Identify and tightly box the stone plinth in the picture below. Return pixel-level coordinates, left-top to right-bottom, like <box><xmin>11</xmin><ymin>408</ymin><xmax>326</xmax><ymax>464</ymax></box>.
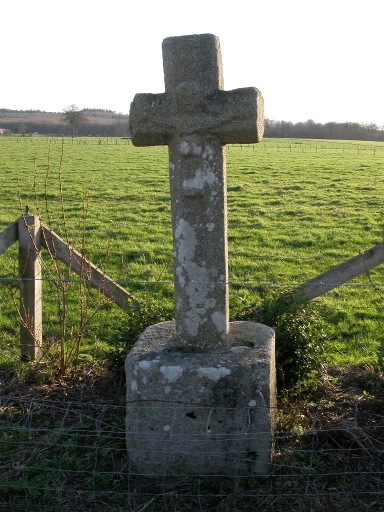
<box><xmin>125</xmin><ymin>321</ymin><xmax>276</xmax><ymax>476</ymax></box>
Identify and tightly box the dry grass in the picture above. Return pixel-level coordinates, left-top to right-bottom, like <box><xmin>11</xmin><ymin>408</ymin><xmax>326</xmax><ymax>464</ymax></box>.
<box><xmin>0</xmin><ymin>365</ymin><xmax>383</xmax><ymax>511</ymax></box>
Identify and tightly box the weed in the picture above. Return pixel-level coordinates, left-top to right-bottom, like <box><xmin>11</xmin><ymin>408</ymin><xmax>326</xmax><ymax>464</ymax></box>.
<box><xmin>108</xmin><ymin>296</ymin><xmax>173</xmax><ymax>372</ymax></box>
<box><xmin>10</xmin><ymin>139</ymin><xmax>118</xmax><ymax>377</ymax></box>
<box><xmin>232</xmin><ymin>288</ymin><xmax>330</xmax><ymax>391</ymax></box>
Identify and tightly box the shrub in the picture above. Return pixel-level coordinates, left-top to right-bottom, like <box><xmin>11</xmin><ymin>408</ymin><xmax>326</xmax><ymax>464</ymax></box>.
<box><xmin>232</xmin><ymin>290</ymin><xmax>329</xmax><ymax>391</ymax></box>
<box><xmin>273</xmin><ymin>305</ymin><xmax>328</xmax><ymax>389</ymax></box>
<box><xmin>108</xmin><ymin>297</ymin><xmax>173</xmax><ymax>372</ymax></box>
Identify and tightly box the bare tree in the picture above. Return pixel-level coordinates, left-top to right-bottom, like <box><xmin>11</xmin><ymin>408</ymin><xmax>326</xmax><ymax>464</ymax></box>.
<box><xmin>63</xmin><ymin>104</ymin><xmax>87</xmax><ymax>137</ymax></box>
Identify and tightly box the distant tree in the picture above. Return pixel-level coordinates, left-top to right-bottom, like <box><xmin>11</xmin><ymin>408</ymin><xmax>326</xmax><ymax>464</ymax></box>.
<box><xmin>264</xmin><ymin>118</ymin><xmax>384</xmax><ymax>142</ymax></box>
<box><xmin>63</xmin><ymin>104</ymin><xmax>87</xmax><ymax>137</ymax></box>
<box><xmin>113</xmin><ymin>122</ymin><xmax>128</xmax><ymax>137</ymax></box>
<box><xmin>15</xmin><ymin>122</ymin><xmax>27</xmax><ymax>135</ymax></box>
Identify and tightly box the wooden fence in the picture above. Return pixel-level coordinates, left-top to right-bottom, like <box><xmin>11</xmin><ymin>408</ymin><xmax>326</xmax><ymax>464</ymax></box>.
<box><xmin>0</xmin><ymin>212</ymin><xmax>383</xmax><ymax>361</ymax></box>
<box><xmin>0</xmin><ymin>212</ymin><xmax>136</xmax><ymax>360</ymax></box>
<box><xmin>294</xmin><ymin>242</ymin><xmax>384</xmax><ymax>302</ymax></box>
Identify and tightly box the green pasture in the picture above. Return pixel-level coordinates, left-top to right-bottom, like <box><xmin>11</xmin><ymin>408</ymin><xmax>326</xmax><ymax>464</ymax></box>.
<box><xmin>0</xmin><ymin>136</ymin><xmax>384</xmax><ymax>370</ymax></box>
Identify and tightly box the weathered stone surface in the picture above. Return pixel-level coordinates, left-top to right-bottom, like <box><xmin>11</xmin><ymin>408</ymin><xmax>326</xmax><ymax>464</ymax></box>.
<box><xmin>125</xmin><ymin>321</ymin><xmax>276</xmax><ymax>476</ymax></box>
<box><xmin>130</xmin><ymin>34</ymin><xmax>264</xmax><ymax>147</ymax></box>
<box><xmin>169</xmin><ymin>135</ymin><xmax>229</xmax><ymax>349</ymax></box>
<box><xmin>129</xmin><ymin>33</ymin><xmax>264</xmax><ymax>349</ymax></box>
<box><xmin>129</xmin><ymin>87</ymin><xmax>264</xmax><ymax>146</ymax></box>
<box><xmin>163</xmin><ymin>34</ymin><xmax>223</xmax><ymax>94</ymax></box>
<box><xmin>126</xmin><ymin>34</ymin><xmax>274</xmax><ymax>477</ymax></box>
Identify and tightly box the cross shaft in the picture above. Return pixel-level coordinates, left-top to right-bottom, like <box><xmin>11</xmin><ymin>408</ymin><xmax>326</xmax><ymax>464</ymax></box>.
<box><xmin>129</xmin><ymin>34</ymin><xmax>264</xmax><ymax>350</ymax></box>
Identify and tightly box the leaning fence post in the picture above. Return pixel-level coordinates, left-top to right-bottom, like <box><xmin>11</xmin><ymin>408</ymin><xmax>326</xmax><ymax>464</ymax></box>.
<box><xmin>18</xmin><ymin>212</ymin><xmax>42</xmax><ymax>361</ymax></box>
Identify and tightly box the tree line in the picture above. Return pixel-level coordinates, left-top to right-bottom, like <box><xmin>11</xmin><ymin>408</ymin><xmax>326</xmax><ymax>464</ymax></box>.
<box><xmin>0</xmin><ymin>106</ymin><xmax>130</xmax><ymax>137</ymax></box>
<box><xmin>264</xmin><ymin>119</ymin><xmax>384</xmax><ymax>141</ymax></box>
<box><xmin>0</xmin><ymin>121</ymin><xmax>130</xmax><ymax>137</ymax></box>
<box><xmin>1</xmin><ymin>107</ymin><xmax>384</xmax><ymax>141</ymax></box>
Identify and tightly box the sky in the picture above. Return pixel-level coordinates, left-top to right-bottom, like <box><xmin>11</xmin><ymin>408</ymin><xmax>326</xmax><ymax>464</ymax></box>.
<box><xmin>1</xmin><ymin>0</ymin><xmax>383</xmax><ymax>125</ymax></box>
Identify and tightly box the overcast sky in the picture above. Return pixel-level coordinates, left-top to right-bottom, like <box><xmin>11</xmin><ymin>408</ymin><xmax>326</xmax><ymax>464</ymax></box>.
<box><xmin>1</xmin><ymin>0</ymin><xmax>383</xmax><ymax>125</ymax></box>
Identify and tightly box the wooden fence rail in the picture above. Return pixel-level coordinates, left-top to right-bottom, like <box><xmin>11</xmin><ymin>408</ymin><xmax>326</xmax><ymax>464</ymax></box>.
<box><xmin>41</xmin><ymin>224</ymin><xmax>134</xmax><ymax>310</ymax></box>
<box><xmin>0</xmin><ymin>214</ymin><xmax>383</xmax><ymax>361</ymax></box>
<box><xmin>0</xmin><ymin>219</ymin><xmax>18</xmax><ymax>255</ymax></box>
<box><xmin>0</xmin><ymin>213</ymin><xmax>136</xmax><ymax>360</ymax></box>
<box><xmin>294</xmin><ymin>243</ymin><xmax>384</xmax><ymax>302</ymax></box>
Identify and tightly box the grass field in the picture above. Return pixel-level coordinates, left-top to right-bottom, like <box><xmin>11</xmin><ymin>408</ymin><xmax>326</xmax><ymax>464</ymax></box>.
<box><xmin>1</xmin><ymin>136</ymin><xmax>384</xmax><ymax>511</ymax></box>
<box><xmin>0</xmin><ymin>136</ymin><xmax>384</xmax><ymax>370</ymax></box>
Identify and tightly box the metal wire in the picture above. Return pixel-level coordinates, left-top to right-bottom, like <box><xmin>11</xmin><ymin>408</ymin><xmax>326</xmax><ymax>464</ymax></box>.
<box><xmin>0</xmin><ymin>397</ymin><xmax>383</xmax><ymax>511</ymax></box>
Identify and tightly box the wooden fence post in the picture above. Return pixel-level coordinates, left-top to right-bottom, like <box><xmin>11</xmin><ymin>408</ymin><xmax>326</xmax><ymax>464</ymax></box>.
<box><xmin>18</xmin><ymin>213</ymin><xmax>42</xmax><ymax>361</ymax></box>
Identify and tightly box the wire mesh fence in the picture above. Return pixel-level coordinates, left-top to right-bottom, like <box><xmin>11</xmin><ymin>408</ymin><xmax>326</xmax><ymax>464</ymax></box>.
<box><xmin>0</xmin><ymin>394</ymin><xmax>383</xmax><ymax>511</ymax></box>
<box><xmin>2</xmin><ymin>136</ymin><xmax>384</xmax><ymax>152</ymax></box>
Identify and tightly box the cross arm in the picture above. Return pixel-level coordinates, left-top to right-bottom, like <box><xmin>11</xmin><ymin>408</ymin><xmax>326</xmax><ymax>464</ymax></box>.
<box><xmin>129</xmin><ymin>92</ymin><xmax>173</xmax><ymax>146</ymax></box>
<box><xmin>208</xmin><ymin>87</ymin><xmax>264</xmax><ymax>144</ymax></box>
<box><xmin>129</xmin><ymin>86</ymin><xmax>264</xmax><ymax>146</ymax></box>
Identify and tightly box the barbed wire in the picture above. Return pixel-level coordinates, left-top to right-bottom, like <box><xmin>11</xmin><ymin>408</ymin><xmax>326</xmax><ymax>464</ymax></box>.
<box><xmin>1</xmin><ymin>276</ymin><xmax>384</xmax><ymax>288</ymax></box>
<box><xmin>0</xmin><ymin>396</ymin><xmax>383</xmax><ymax>511</ymax></box>
<box><xmin>2</xmin><ymin>137</ymin><xmax>384</xmax><ymax>151</ymax></box>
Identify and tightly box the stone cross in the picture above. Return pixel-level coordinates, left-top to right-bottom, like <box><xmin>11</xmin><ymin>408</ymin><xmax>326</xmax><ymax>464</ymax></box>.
<box><xmin>129</xmin><ymin>34</ymin><xmax>264</xmax><ymax>350</ymax></box>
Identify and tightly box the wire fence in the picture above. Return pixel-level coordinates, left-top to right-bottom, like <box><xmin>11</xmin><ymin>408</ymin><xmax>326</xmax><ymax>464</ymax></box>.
<box><xmin>0</xmin><ymin>395</ymin><xmax>383</xmax><ymax>511</ymax></box>
<box><xmin>2</xmin><ymin>135</ymin><xmax>384</xmax><ymax>149</ymax></box>
<box><xmin>2</xmin><ymin>276</ymin><xmax>384</xmax><ymax>287</ymax></box>
<box><xmin>2</xmin><ymin>136</ymin><xmax>384</xmax><ymax>154</ymax></box>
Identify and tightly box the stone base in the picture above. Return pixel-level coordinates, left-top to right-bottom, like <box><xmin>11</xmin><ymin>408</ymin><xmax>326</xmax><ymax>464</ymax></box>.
<box><xmin>125</xmin><ymin>321</ymin><xmax>276</xmax><ymax>476</ymax></box>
